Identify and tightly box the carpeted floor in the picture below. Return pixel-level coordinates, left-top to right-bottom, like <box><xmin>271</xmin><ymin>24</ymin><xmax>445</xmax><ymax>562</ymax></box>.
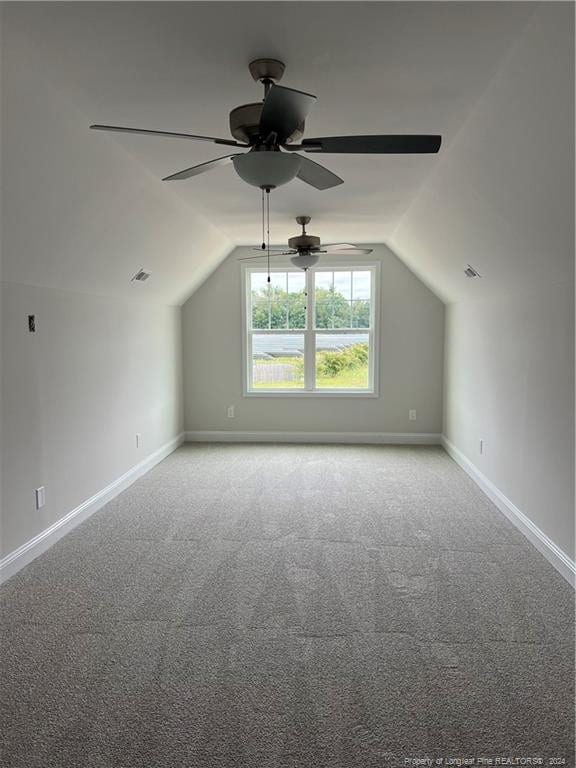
<box><xmin>1</xmin><ymin>444</ymin><xmax>574</xmax><ymax>768</ymax></box>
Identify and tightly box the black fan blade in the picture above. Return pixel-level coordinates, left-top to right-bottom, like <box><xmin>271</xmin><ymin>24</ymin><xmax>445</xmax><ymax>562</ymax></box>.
<box><xmin>90</xmin><ymin>124</ymin><xmax>244</xmax><ymax>147</ymax></box>
<box><xmin>300</xmin><ymin>135</ymin><xmax>442</xmax><ymax>154</ymax></box>
<box><xmin>259</xmin><ymin>85</ymin><xmax>316</xmax><ymax>143</ymax></box>
<box><xmin>163</xmin><ymin>154</ymin><xmax>241</xmax><ymax>181</ymax></box>
<box><xmin>296</xmin><ymin>156</ymin><xmax>343</xmax><ymax>190</ymax></box>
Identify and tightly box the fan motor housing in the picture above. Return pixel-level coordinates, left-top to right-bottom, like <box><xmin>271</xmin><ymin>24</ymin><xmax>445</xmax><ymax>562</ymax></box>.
<box><xmin>229</xmin><ymin>103</ymin><xmax>262</xmax><ymax>144</ymax></box>
<box><xmin>288</xmin><ymin>234</ymin><xmax>321</xmax><ymax>251</ymax></box>
<box><xmin>229</xmin><ymin>103</ymin><xmax>305</xmax><ymax>145</ymax></box>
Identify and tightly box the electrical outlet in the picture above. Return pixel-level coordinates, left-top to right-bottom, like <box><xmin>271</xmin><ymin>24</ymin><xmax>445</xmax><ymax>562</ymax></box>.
<box><xmin>227</xmin><ymin>405</ymin><xmax>235</xmax><ymax>418</ymax></box>
<box><xmin>409</xmin><ymin>409</ymin><xmax>417</xmax><ymax>421</ymax></box>
<box><xmin>35</xmin><ymin>486</ymin><xmax>46</xmax><ymax>510</ymax></box>
<box><xmin>136</xmin><ymin>433</ymin><xmax>142</xmax><ymax>448</ymax></box>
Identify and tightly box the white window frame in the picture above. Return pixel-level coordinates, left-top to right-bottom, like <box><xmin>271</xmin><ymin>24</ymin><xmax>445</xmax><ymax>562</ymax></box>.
<box><xmin>241</xmin><ymin>261</ymin><xmax>380</xmax><ymax>397</ymax></box>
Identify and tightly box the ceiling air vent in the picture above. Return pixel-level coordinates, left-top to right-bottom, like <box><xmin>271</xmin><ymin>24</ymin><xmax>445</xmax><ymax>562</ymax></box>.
<box><xmin>131</xmin><ymin>268</ymin><xmax>151</xmax><ymax>283</ymax></box>
<box><xmin>464</xmin><ymin>264</ymin><xmax>482</xmax><ymax>278</ymax></box>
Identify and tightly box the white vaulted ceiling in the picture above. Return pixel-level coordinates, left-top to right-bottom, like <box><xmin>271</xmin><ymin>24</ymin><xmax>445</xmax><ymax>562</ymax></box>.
<box><xmin>2</xmin><ymin>2</ymin><xmax>571</xmax><ymax>305</ymax></box>
<box><xmin>390</xmin><ymin>2</ymin><xmax>575</xmax><ymax>303</ymax></box>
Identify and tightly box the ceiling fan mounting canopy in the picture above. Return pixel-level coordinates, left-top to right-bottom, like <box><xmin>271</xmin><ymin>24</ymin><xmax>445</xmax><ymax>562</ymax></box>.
<box><xmin>90</xmin><ymin>58</ymin><xmax>441</xmax><ymax>191</ymax></box>
<box><xmin>248</xmin><ymin>58</ymin><xmax>286</xmax><ymax>84</ymax></box>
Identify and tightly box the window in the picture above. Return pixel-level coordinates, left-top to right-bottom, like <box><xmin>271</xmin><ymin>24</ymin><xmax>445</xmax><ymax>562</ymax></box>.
<box><xmin>243</xmin><ymin>264</ymin><xmax>378</xmax><ymax>395</ymax></box>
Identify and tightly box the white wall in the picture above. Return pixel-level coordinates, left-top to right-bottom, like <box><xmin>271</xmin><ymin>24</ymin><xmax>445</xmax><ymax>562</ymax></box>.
<box><xmin>0</xmin><ymin>5</ymin><xmax>223</xmax><ymax>562</ymax></box>
<box><xmin>0</xmin><ymin>5</ymin><xmax>5</xmax><ymax>542</ymax></box>
<box><xmin>182</xmin><ymin>245</ymin><xmax>444</xmax><ymax>434</ymax></box>
<box><xmin>0</xmin><ymin>282</ymin><xmax>182</xmax><ymax>558</ymax></box>
<box><xmin>391</xmin><ymin>4</ymin><xmax>574</xmax><ymax>562</ymax></box>
<box><xmin>444</xmin><ymin>284</ymin><xmax>574</xmax><ymax>559</ymax></box>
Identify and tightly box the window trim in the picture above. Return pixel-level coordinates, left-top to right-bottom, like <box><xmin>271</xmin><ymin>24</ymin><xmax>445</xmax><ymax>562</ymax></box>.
<box><xmin>241</xmin><ymin>261</ymin><xmax>380</xmax><ymax>398</ymax></box>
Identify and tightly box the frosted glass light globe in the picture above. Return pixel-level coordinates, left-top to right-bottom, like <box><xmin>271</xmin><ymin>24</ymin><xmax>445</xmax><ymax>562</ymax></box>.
<box><xmin>290</xmin><ymin>252</ymin><xmax>320</xmax><ymax>270</ymax></box>
<box><xmin>233</xmin><ymin>151</ymin><xmax>301</xmax><ymax>189</ymax></box>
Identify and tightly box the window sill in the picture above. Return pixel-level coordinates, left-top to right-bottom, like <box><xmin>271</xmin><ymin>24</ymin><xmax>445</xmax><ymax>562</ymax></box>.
<box><xmin>243</xmin><ymin>390</ymin><xmax>378</xmax><ymax>398</ymax></box>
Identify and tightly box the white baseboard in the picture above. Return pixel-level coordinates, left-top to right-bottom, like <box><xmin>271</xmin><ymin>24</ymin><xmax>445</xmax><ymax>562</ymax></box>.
<box><xmin>0</xmin><ymin>433</ymin><xmax>184</xmax><ymax>585</ymax></box>
<box><xmin>184</xmin><ymin>430</ymin><xmax>442</xmax><ymax>445</ymax></box>
<box><xmin>442</xmin><ymin>435</ymin><xmax>575</xmax><ymax>587</ymax></box>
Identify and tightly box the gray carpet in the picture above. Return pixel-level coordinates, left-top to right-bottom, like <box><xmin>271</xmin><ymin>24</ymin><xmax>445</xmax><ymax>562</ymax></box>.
<box><xmin>1</xmin><ymin>444</ymin><xmax>574</xmax><ymax>768</ymax></box>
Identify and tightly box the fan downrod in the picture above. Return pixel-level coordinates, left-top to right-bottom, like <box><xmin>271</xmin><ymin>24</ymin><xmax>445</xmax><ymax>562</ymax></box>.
<box><xmin>296</xmin><ymin>215</ymin><xmax>312</xmax><ymax>231</ymax></box>
<box><xmin>289</xmin><ymin>216</ymin><xmax>320</xmax><ymax>252</ymax></box>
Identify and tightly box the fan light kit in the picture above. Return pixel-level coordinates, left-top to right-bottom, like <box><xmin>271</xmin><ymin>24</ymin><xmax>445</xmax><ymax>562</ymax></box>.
<box><xmin>233</xmin><ymin>151</ymin><xmax>301</xmax><ymax>190</ymax></box>
<box><xmin>90</xmin><ymin>58</ymin><xmax>441</xmax><ymax>192</ymax></box>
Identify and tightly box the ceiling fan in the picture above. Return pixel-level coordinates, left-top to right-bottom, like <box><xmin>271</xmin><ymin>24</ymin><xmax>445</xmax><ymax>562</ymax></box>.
<box><xmin>90</xmin><ymin>58</ymin><xmax>441</xmax><ymax>192</ymax></box>
<box><xmin>241</xmin><ymin>216</ymin><xmax>373</xmax><ymax>270</ymax></box>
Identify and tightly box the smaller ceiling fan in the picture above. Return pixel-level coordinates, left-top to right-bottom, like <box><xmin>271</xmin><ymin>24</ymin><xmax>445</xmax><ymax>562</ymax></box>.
<box><xmin>241</xmin><ymin>216</ymin><xmax>373</xmax><ymax>270</ymax></box>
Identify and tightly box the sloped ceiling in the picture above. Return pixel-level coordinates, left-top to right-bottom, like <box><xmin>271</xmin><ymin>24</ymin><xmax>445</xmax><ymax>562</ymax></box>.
<box><xmin>390</xmin><ymin>2</ymin><xmax>575</xmax><ymax>304</ymax></box>
<box><xmin>1</xmin><ymin>14</ymin><xmax>231</xmax><ymax>307</ymax></box>
<box><xmin>2</xmin><ymin>2</ymin><xmax>570</xmax><ymax>306</ymax></box>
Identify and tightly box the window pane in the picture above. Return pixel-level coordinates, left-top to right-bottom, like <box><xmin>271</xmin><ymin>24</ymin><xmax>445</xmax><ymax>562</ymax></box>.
<box><xmin>252</xmin><ymin>300</ymin><xmax>271</xmax><ymax>329</ymax></box>
<box><xmin>251</xmin><ymin>334</ymin><xmax>305</xmax><ymax>389</ymax></box>
<box><xmin>331</xmin><ymin>299</ymin><xmax>353</xmax><ymax>329</ymax></box>
<box><xmin>287</xmin><ymin>271</ymin><xmax>305</xmax><ymax>293</ymax></box>
<box><xmin>315</xmin><ymin>271</ymin><xmax>333</xmax><ymax>291</ymax></box>
<box><xmin>251</xmin><ymin>272</ymin><xmax>273</xmax><ymax>329</ymax></box>
<box><xmin>351</xmin><ymin>300</ymin><xmax>370</xmax><ymax>328</ymax></box>
<box><xmin>314</xmin><ymin>270</ymin><xmax>358</xmax><ymax>329</ymax></box>
<box><xmin>352</xmin><ymin>271</ymin><xmax>371</xmax><ymax>300</ymax></box>
<box><xmin>333</xmin><ymin>271</ymin><xmax>352</xmax><ymax>300</ymax></box>
<box><xmin>269</xmin><ymin>300</ymin><xmax>287</xmax><ymax>329</ymax></box>
<box><xmin>286</xmin><ymin>271</ymin><xmax>306</xmax><ymax>329</ymax></box>
<box><xmin>315</xmin><ymin>271</ymin><xmax>333</xmax><ymax>328</ymax></box>
<box><xmin>251</xmin><ymin>271</ymin><xmax>306</xmax><ymax>330</ymax></box>
<box><xmin>316</xmin><ymin>295</ymin><xmax>353</xmax><ymax>329</ymax></box>
<box><xmin>269</xmin><ymin>272</ymin><xmax>287</xmax><ymax>291</ymax></box>
<box><xmin>315</xmin><ymin>298</ymin><xmax>333</xmax><ymax>329</ymax></box>
<box><xmin>250</xmin><ymin>272</ymin><xmax>269</xmax><ymax>294</ymax></box>
<box><xmin>287</xmin><ymin>293</ymin><xmax>306</xmax><ymax>329</ymax></box>
<box><xmin>315</xmin><ymin>333</ymin><xmax>370</xmax><ymax>389</ymax></box>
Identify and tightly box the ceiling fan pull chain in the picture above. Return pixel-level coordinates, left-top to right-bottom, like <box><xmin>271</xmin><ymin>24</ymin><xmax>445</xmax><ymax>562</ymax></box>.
<box><xmin>261</xmin><ymin>188</ymin><xmax>266</xmax><ymax>250</ymax></box>
<box><xmin>266</xmin><ymin>188</ymin><xmax>271</xmax><ymax>283</ymax></box>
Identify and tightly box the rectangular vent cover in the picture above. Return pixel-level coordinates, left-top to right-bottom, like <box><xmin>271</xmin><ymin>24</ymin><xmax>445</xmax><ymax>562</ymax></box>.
<box><xmin>464</xmin><ymin>265</ymin><xmax>482</xmax><ymax>278</ymax></box>
<box><xmin>132</xmin><ymin>269</ymin><xmax>151</xmax><ymax>282</ymax></box>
